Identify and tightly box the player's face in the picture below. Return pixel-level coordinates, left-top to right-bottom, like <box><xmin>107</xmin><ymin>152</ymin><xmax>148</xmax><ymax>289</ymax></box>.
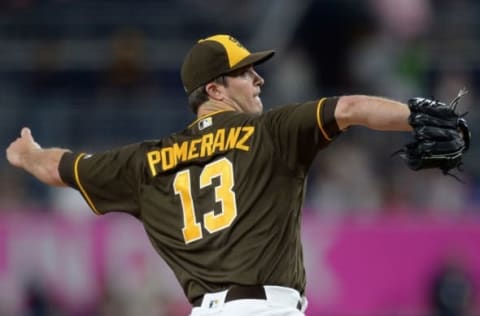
<box><xmin>223</xmin><ymin>66</ymin><xmax>265</xmax><ymax>114</ymax></box>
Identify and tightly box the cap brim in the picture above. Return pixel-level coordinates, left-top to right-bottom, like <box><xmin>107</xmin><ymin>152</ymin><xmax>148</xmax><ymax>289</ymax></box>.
<box><xmin>229</xmin><ymin>50</ymin><xmax>275</xmax><ymax>72</ymax></box>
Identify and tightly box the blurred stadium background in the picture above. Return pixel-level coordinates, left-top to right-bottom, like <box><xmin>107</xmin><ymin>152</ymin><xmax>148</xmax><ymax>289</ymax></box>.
<box><xmin>1</xmin><ymin>0</ymin><xmax>479</xmax><ymax>315</ymax></box>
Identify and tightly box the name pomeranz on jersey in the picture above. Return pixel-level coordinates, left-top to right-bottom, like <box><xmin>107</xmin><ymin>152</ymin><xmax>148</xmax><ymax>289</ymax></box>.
<box><xmin>146</xmin><ymin>126</ymin><xmax>255</xmax><ymax>175</ymax></box>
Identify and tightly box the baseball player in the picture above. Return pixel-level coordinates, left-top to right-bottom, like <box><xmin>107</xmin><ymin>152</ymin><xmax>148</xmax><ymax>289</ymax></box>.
<box><xmin>6</xmin><ymin>35</ymin><xmax>468</xmax><ymax>315</ymax></box>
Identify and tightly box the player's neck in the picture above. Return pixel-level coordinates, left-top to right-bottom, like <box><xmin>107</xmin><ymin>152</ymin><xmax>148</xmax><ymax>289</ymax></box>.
<box><xmin>197</xmin><ymin>100</ymin><xmax>238</xmax><ymax>118</ymax></box>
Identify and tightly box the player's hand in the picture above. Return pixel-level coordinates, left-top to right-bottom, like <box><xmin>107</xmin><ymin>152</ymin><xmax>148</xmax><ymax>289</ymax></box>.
<box><xmin>6</xmin><ymin>127</ymin><xmax>41</xmax><ymax>168</ymax></box>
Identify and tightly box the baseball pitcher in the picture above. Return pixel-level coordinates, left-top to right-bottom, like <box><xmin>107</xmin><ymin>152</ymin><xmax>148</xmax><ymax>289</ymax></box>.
<box><xmin>6</xmin><ymin>34</ymin><xmax>469</xmax><ymax>315</ymax></box>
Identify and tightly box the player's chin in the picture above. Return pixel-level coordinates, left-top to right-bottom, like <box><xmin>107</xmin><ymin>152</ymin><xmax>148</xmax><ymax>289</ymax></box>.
<box><xmin>253</xmin><ymin>97</ymin><xmax>263</xmax><ymax>114</ymax></box>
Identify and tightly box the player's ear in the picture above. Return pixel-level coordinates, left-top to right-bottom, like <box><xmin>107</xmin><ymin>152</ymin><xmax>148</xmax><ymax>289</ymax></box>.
<box><xmin>205</xmin><ymin>81</ymin><xmax>224</xmax><ymax>101</ymax></box>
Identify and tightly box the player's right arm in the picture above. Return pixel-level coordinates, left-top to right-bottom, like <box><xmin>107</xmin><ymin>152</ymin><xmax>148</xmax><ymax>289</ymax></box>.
<box><xmin>6</xmin><ymin>127</ymin><xmax>69</xmax><ymax>187</ymax></box>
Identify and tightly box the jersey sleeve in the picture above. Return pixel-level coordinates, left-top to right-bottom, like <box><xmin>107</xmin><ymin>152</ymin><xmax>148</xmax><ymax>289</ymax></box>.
<box><xmin>58</xmin><ymin>143</ymin><xmax>144</xmax><ymax>217</ymax></box>
<box><xmin>262</xmin><ymin>97</ymin><xmax>340</xmax><ymax>172</ymax></box>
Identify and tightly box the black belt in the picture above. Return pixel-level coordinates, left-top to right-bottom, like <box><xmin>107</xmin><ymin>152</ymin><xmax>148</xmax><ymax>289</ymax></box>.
<box><xmin>192</xmin><ymin>285</ymin><xmax>302</xmax><ymax>310</ymax></box>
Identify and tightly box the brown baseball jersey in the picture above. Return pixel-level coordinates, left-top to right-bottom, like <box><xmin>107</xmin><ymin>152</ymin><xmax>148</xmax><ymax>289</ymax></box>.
<box><xmin>58</xmin><ymin>98</ymin><xmax>340</xmax><ymax>303</ymax></box>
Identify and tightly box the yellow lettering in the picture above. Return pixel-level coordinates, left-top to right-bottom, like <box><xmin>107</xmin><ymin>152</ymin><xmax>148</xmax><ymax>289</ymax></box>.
<box><xmin>236</xmin><ymin>126</ymin><xmax>254</xmax><ymax>151</ymax></box>
<box><xmin>200</xmin><ymin>133</ymin><xmax>214</xmax><ymax>157</ymax></box>
<box><xmin>188</xmin><ymin>139</ymin><xmax>201</xmax><ymax>160</ymax></box>
<box><xmin>173</xmin><ymin>142</ymin><xmax>188</xmax><ymax>162</ymax></box>
<box><xmin>147</xmin><ymin>150</ymin><xmax>161</xmax><ymax>176</ymax></box>
<box><xmin>225</xmin><ymin>127</ymin><xmax>240</xmax><ymax>150</ymax></box>
<box><xmin>147</xmin><ymin>127</ymin><xmax>255</xmax><ymax>177</ymax></box>
<box><xmin>213</xmin><ymin>129</ymin><xmax>225</xmax><ymax>152</ymax></box>
<box><xmin>161</xmin><ymin>147</ymin><xmax>175</xmax><ymax>171</ymax></box>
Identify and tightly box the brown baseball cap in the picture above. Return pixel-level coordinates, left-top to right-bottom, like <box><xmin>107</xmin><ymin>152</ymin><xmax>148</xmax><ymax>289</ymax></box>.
<box><xmin>181</xmin><ymin>34</ymin><xmax>275</xmax><ymax>94</ymax></box>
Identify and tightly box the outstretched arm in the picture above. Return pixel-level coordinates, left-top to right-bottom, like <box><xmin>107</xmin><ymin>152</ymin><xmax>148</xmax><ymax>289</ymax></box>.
<box><xmin>6</xmin><ymin>127</ymin><xmax>69</xmax><ymax>187</ymax></box>
<box><xmin>335</xmin><ymin>95</ymin><xmax>412</xmax><ymax>131</ymax></box>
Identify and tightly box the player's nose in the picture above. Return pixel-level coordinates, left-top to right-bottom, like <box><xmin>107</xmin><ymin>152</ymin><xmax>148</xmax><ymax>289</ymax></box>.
<box><xmin>252</xmin><ymin>69</ymin><xmax>264</xmax><ymax>87</ymax></box>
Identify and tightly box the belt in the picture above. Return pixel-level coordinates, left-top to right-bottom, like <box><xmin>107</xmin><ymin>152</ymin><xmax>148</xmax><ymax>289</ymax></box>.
<box><xmin>192</xmin><ymin>285</ymin><xmax>302</xmax><ymax>310</ymax></box>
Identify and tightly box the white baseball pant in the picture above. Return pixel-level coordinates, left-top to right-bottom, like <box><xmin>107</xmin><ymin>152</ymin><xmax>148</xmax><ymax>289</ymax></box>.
<box><xmin>189</xmin><ymin>285</ymin><xmax>308</xmax><ymax>316</ymax></box>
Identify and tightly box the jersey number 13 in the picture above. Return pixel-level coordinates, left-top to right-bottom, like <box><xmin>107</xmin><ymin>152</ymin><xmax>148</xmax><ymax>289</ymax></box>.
<box><xmin>173</xmin><ymin>158</ymin><xmax>238</xmax><ymax>244</ymax></box>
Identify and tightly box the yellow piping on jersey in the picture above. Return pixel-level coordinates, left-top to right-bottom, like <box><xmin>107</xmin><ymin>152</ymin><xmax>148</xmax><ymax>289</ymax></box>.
<box><xmin>316</xmin><ymin>98</ymin><xmax>331</xmax><ymax>141</ymax></box>
<box><xmin>74</xmin><ymin>153</ymin><xmax>102</xmax><ymax>215</ymax></box>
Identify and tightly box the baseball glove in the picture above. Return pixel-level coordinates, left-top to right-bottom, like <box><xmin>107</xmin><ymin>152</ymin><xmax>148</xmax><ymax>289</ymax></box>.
<box><xmin>395</xmin><ymin>89</ymin><xmax>471</xmax><ymax>176</ymax></box>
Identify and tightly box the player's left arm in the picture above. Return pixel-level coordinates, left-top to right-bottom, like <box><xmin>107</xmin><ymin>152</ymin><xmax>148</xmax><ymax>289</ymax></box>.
<box><xmin>6</xmin><ymin>127</ymin><xmax>69</xmax><ymax>187</ymax></box>
<box><xmin>334</xmin><ymin>95</ymin><xmax>412</xmax><ymax>131</ymax></box>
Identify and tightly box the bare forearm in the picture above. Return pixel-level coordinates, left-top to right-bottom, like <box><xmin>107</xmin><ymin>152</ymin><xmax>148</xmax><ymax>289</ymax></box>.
<box><xmin>335</xmin><ymin>95</ymin><xmax>412</xmax><ymax>131</ymax></box>
<box><xmin>21</xmin><ymin>148</ymin><xmax>69</xmax><ymax>186</ymax></box>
